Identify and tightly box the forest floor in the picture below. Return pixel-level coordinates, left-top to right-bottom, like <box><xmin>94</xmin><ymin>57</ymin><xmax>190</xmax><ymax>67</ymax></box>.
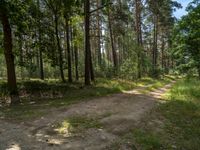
<box><xmin>0</xmin><ymin>79</ymin><xmax>176</xmax><ymax>150</ymax></box>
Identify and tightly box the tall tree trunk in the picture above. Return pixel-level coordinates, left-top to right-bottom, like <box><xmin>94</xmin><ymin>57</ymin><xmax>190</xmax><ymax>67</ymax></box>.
<box><xmin>55</xmin><ymin>15</ymin><xmax>65</xmax><ymax>82</ymax></box>
<box><xmin>84</xmin><ymin>0</ymin><xmax>91</xmax><ymax>85</ymax></box>
<box><xmin>0</xmin><ymin>9</ymin><xmax>20</xmax><ymax>105</ymax></box>
<box><xmin>161</xmin><ymin>34</ymin><xmax>165</xmax><ymax>70</ymax></box>
<box><xmin>108</xmin><ymin>8</ymin><xmax>118</xmax><ymax>70</ymax></box>
<box><xmin>152</xmin><ymin>14</ymin><xmax>158</xmax><ymax>77</ymax></box>
<box><xmin>36</xmin><ymin>47</ymin><xmax>40</xmax><ymax>76</ymax></box>
<box><xmin>37</xmin><ymin>0</ymin><xmax>44</xmax><ymax>80</ymax></box>
<box><xmin>65</xmin><ymin>19</ymin><xmax>72</xmax><ymax>83</ymax></box>
<box><xmin>90</xmin><ymin>49</ymin><xmax>95</xmax><ymax>81</ymax></box>
<box><xmin>39</xmin><ymin>45</ymin><xmax>44</xmax><ymax>80</ymax></box>
<box><xmin>18</xmin><ymin>34</ymin><xmax>24</xmax><ymax>79</ymax></box>
<box><xmin>135</xmin><ymin>0</ymin><xmax>143</xmax><ymax>78</ymax></box>
<box><xmin>74</xmin><ymin>47</ymin><xmax>79</xmax><ymax>81</ymax></box>
<box><xmin>73</xmin><ymin>27</ymin><xmax>79</xmax><ymax>81</ymax></box>
<box><xmin>70</xmin><ymin>24</ymin><xmax>75</xmax><ymax>73</ymax></box>
<box><xmin>96</xmin><ymin>0</ymin><xmax>102</xmax><ymax>67</ymax></box>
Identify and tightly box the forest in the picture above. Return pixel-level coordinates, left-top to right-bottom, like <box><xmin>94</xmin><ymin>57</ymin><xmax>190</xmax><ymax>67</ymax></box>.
<box><xmin>0</xmin><ymin>0</ymin><xmax>200</xmax><ymax>149</ymax></box>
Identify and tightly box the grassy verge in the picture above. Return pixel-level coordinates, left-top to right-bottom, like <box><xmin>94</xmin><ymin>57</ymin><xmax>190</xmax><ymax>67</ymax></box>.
<box><xmin>0</xmin><ymin>76</ymin><xmax>175</xmax><ymax>121</ymax></box>
<box><xmin>54</xmin><ymin>116</ymin><xmax>103</xmax><ymax>136</ymax></box>
<box><xmin>121</xmin><ymin>77</ymin><xmax>200</xmax><ymax>150</ymax></box>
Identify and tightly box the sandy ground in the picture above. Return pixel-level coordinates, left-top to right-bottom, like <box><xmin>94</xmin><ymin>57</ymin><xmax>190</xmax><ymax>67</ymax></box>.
<box><xmin>0</xmin><ymin>83</ymin><xmax>174</xmax><ymax>150</ymax></box>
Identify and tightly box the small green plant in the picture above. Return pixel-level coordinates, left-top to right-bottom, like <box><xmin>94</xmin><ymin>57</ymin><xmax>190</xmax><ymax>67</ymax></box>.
<box><xmin>54</xmin><ymin>116</ymin><xmax>102</xmax><ymax>135</ymax></box>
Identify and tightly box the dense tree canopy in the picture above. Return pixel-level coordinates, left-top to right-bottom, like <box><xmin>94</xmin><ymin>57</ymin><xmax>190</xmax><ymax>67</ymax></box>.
<box><xmin>172</xmin><ymin>0</ymin><xmax>200</xmax><ymax>77</ymax></box>
<box><xmin>1</xmin><ymin>0</ymin><xmax>199</xmax><ymax>104</ymax></box>
<box><xmin>1</xmin><ymin>1</ymin><xmax>200</xmax><ymax>149</ymax></box>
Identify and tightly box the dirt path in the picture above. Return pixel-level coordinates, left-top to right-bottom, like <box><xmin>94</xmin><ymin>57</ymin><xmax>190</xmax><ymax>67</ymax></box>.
<box><xmin>0</xmin><ymin>82</ymin><xmax>175</xmax><ymax>150</ymax></box>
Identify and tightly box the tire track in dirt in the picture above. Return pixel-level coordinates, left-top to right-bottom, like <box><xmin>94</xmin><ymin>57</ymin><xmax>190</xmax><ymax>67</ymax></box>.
<box><xmin>0</xmin><ymin>82</ymin><xmax>175</xmax><ymax>150</ymax></box>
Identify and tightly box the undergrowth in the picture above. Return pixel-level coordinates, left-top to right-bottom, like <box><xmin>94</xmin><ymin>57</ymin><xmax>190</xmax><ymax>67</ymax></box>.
<box><xmin>0</xmin><ymin>76</ymin><xmax>174</xmax><ymax>120</ymax></box>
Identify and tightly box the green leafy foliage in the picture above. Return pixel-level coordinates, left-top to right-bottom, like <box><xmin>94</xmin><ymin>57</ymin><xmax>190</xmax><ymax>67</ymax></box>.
<box><xmin>173</xmin><ymin>1</ymin><xmax>200</xmax><ymax>77</ymax></box>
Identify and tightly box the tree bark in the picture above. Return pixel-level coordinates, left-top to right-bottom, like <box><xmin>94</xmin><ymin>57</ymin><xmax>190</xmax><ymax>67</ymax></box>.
<box><xmin>108</xmin><ymin>8</ymin><xmax>118</xmax><ymax>70</ymax></box>
<box><xmin>0</xmin><ymin>9</ymin><xmax>20</xmax><ymax>105</ymax></box>
<box><xmin>161</xmin><ymin>34</ymin><xmax>165</xmax><ymax>70</ymax></box>
<box><xmin>89</xmin><ymin>48</ymin><xmax>95</xmax><ymax>81</ymax></box>
<box><xmin>39</xmin><ymin>46</ymin><xmax>44</xmax><ymax>80</ymax></box>
<box><xmin>152</xmin><ymin>14</ymin><xmax>158</xmax><ymax>77</ymax></box>
<box><xmin>37</xmin><ymin>0</ymin><xmax>44</xmax><ymax>80</ymax></box>
<box><xmin>75</xmin><ymin>47</ymin><xmax>79</xmax><ymax>81</ymax></box>
<box><xmin>85</xmin><ymin>0</ymin><xmax>91</xmax><ymax>85</ymax></box>
<box><xmin>66</xmin><ymin>19</ymin><xmax>72</xmax><ymax>83</ymax></box>
<box><xmin>96</xmin><ymin>0</ymin><xmax>102</xmax><ymax>67</ymax></box>
<box><xmin>135</xmin><ymin>0</ymin><xmax>143</xmax><ymax>78</ymax></box>
<box><xmin>73</xmin><ymin>27</ymin><xmax>79</xmax><ymax>81</ymax></box>
<box><xmin>55</xmin><ymin>15</ymin><xmax>65</xmax><ymax>82</ymax></box>
<box><xmin>18</xmin><ymin>33</ymin><xmax>24</xmax><ymax>79</ymax></box>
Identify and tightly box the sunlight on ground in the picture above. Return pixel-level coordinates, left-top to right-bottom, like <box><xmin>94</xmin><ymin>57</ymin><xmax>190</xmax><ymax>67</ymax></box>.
<box><xmin>54</xmin><ymin>120</ymin><xmax>72</xmax><ymax>137</ymax></box>
<box><xmin>47</xmin><ymin>138</ymin><xmax>64</xmax><ymax>145</ymax></box>
<box><xmin>123</xmin><ymin>89</ymin><xmax>142</xmax><ymax>95</ymax></box>
<box><xmin>6</xmin><ymin>143</ymin><xmax>21</xmax><ymax>150</ymax></box>
<box><xmin>123</xmin><ymin>82</ymin><xmax>173</xmax><ymax>100</ymax></box>
<box><xmin>127</xmin><ymin>78</ymin><xmax>200</xmax><ymax>150</ymax></box>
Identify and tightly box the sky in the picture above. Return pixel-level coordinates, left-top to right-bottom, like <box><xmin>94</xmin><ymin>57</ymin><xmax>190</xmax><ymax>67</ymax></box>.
<box><xmin>173</xmin><ymin>0</ymin><xmax>192</xmax><ymax>19</ymax></box>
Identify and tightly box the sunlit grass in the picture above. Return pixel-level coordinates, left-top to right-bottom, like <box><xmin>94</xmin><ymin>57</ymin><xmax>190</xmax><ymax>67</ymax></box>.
<box><xmin>166</xmin><ymin>78</ymin><xmax>200</xmax><ymax>101</ymax></box>
<box><xmin>54</xmin><ymin>120</ymin><xmax>72</xmax><ymax>136</ymax></box>
<box><xmin>138</xmin><ymin>76</ymin><xmax>174</xmax><ymax>94</ymax></box>
<box><xmin>122</xmin><ymin>77</ymin><xmax>200</xmax><ymax>150</ymax></box>
<box><xmin>54</xmin><ymin>116</ymin><xmax>102</xmax><ymax>136</ymax></box>
<box><xmin>0</xmin><ymin>76</ymin><xmax>175</xmax><ymax>120</ymax></box>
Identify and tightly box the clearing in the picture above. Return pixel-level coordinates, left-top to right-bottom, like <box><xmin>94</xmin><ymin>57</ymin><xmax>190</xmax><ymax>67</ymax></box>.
<box><xmin>0</xmin><ymin>80</ymin><xmax>175</xmax><ymax>150</ymax></box>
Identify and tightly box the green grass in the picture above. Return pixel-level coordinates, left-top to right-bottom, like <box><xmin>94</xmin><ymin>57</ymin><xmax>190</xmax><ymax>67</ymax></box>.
<box><xmin>0</xmin><ymin>76</ymin><xmax>174</xmax><ymax>121</ymax></box>
<box><xmin>122</xmin><ymin>77</ymin><xmax>200</xmax><ymax>150</ymax></box>
<box><xmin>54</xmin><ymin>116</ymin><xmax>102</xmax><ymax>135</ymax></box>
<box><xmin>138</xmin><ymin>75</ymin><xmax>176</xmax><ymax>94</ymax></box>
<box><xmin>133</xmin><ymin>129</ymin><xmax>163</xmax><ymax>149</ymax></box>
